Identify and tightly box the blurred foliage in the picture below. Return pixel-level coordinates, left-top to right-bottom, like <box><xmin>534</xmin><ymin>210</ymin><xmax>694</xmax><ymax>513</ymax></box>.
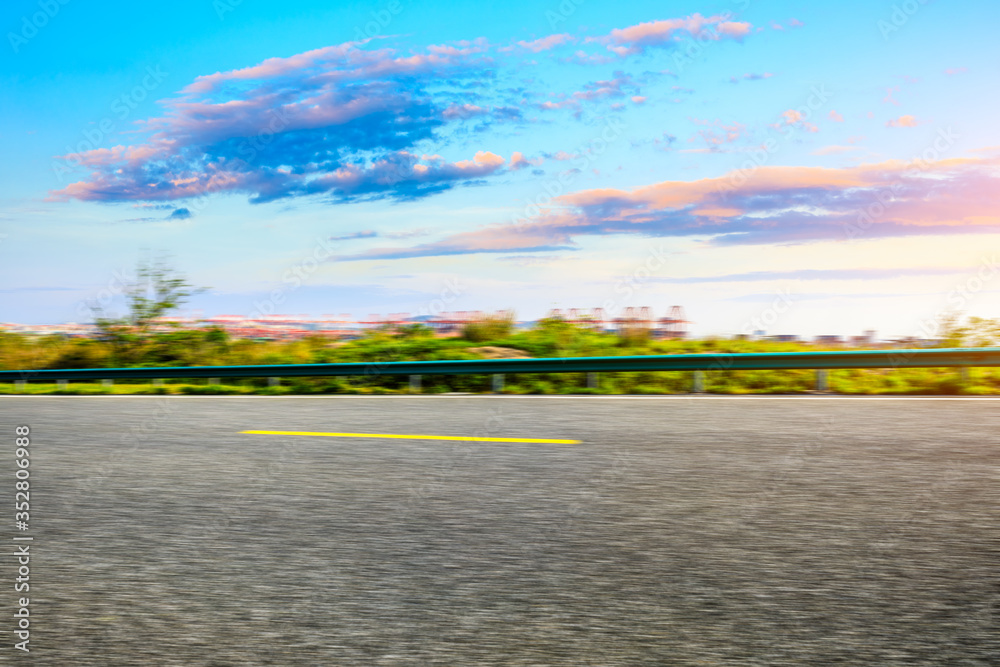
<box><xmin>938</xmin><ymin>314</ymin><xmax>1000</xmax><ymax>348</ymax></box>
<box><xmin>461</xmin><ymin>312</ymin><xmax>515</xmax><ymax>342</ymax></box>
<box><xmin>3</xmin><ymin>313</ymin><xmax>1000</xmax><ymax>395</ymax></box>
<box><xmin>88</xmin><ymin>255</ymin><xmax>209</xmax><ymax>365</ymax></box>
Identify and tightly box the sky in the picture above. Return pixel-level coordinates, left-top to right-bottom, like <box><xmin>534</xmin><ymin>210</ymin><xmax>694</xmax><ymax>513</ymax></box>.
<box><xmin>2</xmin><ymin>0</ymin><xmax>999</xmax><ymax>338</ymax></box>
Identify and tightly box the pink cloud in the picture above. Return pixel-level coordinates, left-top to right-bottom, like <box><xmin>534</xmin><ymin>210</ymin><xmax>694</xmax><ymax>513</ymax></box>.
<box><xmin>603</xmin><ymin>14</ymin><xmax>752</xmax><ymax>56</ymax></box>
<box><xmin>512</xmin><ymin>33</ymin><xmax>573</xmax><ymax>52</ymax></box>
<box><xmin>688</xmin><ymin>118</ymin><xmax>746</xmax><ymax>149</ymax></box>
<box><xmin>509</xmin><ymin>151</ymin><xmax>542</xmax><ymax>170</ymax></box>
<box><xmin>338</xmin><ymin>154</ymin><xmax>1000</xmax><ymax>258</ymax></box>
<box><xmin>778</xmin><ymin>110</ymin><xmax>818</xmax><ymax>133</ymax></box>
<box><xmin>442</xmin><ymin>104</ymin><xmax>487</xmax><ymax>120</ymax></box>
<box><xmin>49</xmin><ymin>36</ymin><xmax>521</xmax><ymax>205</ymax></box>
<box><xmin>829</xmin><ymin>110</ymin><xmax>844</xmax><ymax>122</ymax></box>
<box><xmin>631</xmin><ymin>96</ymin><xmax>647</xmax><ymax>104</ymax></box>
<box><xmin>944</xmin><ymin>67</ymin><xmax>968</xmax><ymax>75</ymax></box>
<box><xmin>811</xmin><ymin>145</ymin><xmax>861</xmax><ymax>156</ymax></box>
<box><xmin>887</xmin><ymin>115</ymin><xmax>919</xmax><ymax>128</ymax></box>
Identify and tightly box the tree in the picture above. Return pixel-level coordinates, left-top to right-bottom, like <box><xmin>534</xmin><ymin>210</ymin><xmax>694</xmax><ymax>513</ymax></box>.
<box><xmin>939</xmin><ymin>314</ymin><xmax>1000</xmax><ymax>347</ymax></box>
<box><xmin>89</xmin><ymin>255</ymin><xmax>208</xmax><ymax>364</ymax></box>
<box><xmin>462</xmin><ymin>311</ymin><xmax>515</xmax><ymax>342</ymax></box>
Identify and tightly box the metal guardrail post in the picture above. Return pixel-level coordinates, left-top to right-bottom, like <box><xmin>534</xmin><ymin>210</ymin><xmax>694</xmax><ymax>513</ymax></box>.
<box><xmin>816</xmin><ymin>369</ymin><xmax>829</xmax><ymax>392</ymax></box>
<box><xmin>492</xmin><ymin>374</ymin><xmax>504</xmax><ymax>393</ymax></box>
<box><xmin>153</xmin><ymin>379</ymin><xmax>164</xmax><ymax>388</ymax></box>
<box><xmin>409</xmin><ymin>374</ymin><xmax>421</xmax><ymax>392</ymax></box>
<box><xmin>268</xmin><ymin>377</ymin><xmax>280</xmax><ymax>387</ymax></box>
<box><xmin>102</xmin><ymin>379</ymin><xmax>113</xmax><ymax>388</ymax></box>
<box><xmin>959</xmin><ymin>368</ymin><xmax>970</xmax><ymax>386</ymax></box>
<box><xmin>57</xmin><ymin>379</ymin><xmax>67</xmax><ymax>390</ymax></box>
<box><xmin>692</xmin><ymin>371</ymin><xmax>705</xmax><ymax>393</ymax></box>
<box><xmin>14</xmin><ymin>380</ymin><xmax>24</xmax><ymax>393</ymax></box>
<box><xmin>587</xmin><ymin>372</ymin><xmax>598</xmax><ymax>389</ymax></box>
<box><xmin>209</xmin><ymin>377</ymin><xmax>220</xmax><ymax>385</ymax></box>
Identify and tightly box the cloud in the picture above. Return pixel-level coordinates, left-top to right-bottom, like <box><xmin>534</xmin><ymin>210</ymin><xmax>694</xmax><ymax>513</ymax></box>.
<box><xmin>511</xmin><ymin>34</ymin><xmax>573</xmax><ymax>53</ymax></box>
<box><xmin>728</xmin><ymin>72</ymin><xmax>773</xmax><ymax>83</ymax></box>
<box><xmin>688</xmin><ymin>117</ymin><xmax>747</xmax><ymax>150</ymax></box>
<box><xmin>50</xmin><ymin>38</ymin><xmax>515</xmax><ymax>205</ymax></box>
<box><xmin>601</xmin><ymin>14</ymin><xmax>752</xmax><ymax>57</ymax></box>
<box><xmin>811</xmin><ymin>145</ymin><xmax>860</xmax><ymax>156</ymax></box>
<box><xmin>569</xmin><ymin>72</ymin><xmax>639</xmax><ymax>102</ymax></box>
<box><xmin>330</xmin><ymin>230</ymin><xmax>378</xmax><ymax>241</ymax></box>
<box><xmin>119</xmin><ymin>207</ymin><xmax>194</xmax><ymax>223</ymax></box>
<box><xmin>337</xmin><ymin>153</ymin><xmax>1000</xmax><ymax>258</ymax></box>
<box><xmin>778</xmin><ymin>109</ymin><xmax>818</xmax><ymax>133</ymax></box>
<box><xmin>442</xmin><ymin>103</ymin><xmax>487</xmax><ymax>120</ymax></box>
<box><xmin>944</xmin><ymin>67</ymin><xmax>968</xmax><ymax>75</ymax></box>
<box><xmin>882</xmin><ymin>86</ymin><xmax>900</xmax><ymax>105</ymax></box>
<box><xmin>829</xmin><ymin>110</ymin><xmax>844</xmax><ymax>122</ymax></box>
<box><xmin>650</xmin><ymin>267</ymin><xmax>967</xmax><ymax>283</ymax></box>
<box><xmin>509</xmin><ymin>151</ymin><xmax>542</xmax><ymax>170</ymax></box>
<box><xmin>887</xmin><ymin>114</ymin><xmax>919</xmax><ymax>128</ymax></box>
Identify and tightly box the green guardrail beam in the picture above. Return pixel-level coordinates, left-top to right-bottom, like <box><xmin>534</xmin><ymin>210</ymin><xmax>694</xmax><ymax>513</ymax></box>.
<box><xmin>1</xmin><ymin>348</ymin><xmax>999</xmax><ymax>382</ymax></box>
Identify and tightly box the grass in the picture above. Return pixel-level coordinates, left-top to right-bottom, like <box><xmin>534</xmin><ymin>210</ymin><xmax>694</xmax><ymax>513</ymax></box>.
<box><xmin>1</xmin><ymin>367</ymin><xmax>998</xmax><ymax>396</ymax></box>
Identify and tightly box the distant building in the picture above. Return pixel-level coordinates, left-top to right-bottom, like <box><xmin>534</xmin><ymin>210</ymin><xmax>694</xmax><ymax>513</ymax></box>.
<box><xmin>848</xmin><ymin>330</ymin><xmax>878</xmax><ymax>347</ymax></box>
<box><xmin>815</xmin><ymin>335</ymin><xmax>843</xmax><ymax>346</ymax></box>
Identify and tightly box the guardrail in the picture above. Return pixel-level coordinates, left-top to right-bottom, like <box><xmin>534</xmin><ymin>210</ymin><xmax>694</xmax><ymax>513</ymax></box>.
<box><xmin>2</xmin><ymin>347</ymin><xmax>999</xmax><ymax>392</ymax></box>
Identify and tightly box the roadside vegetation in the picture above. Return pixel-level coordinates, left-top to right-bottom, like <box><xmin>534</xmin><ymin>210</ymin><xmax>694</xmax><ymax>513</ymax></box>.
<box><xmin>3</xmin><ymin>314</ymin><xmax>1000</xmax><ymax>396</ymax></box>
<box><xmin>4</xmin><ymin>257</ymin><xmax>999</xmax><ymax>395</ymax></box>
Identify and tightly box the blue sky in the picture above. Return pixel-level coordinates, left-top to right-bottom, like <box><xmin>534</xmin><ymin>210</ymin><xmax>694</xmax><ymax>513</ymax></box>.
<box><xmin>2</xmin><ymin>0</ymin><xmax>1000</xmax><ymax>337</ymax></box>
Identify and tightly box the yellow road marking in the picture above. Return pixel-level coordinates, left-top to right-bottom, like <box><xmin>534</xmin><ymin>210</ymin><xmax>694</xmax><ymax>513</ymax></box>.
<box><xmin>240</xmin><ymin>430</ymin><xmax>580</xmax><ymax>444</ymax></box>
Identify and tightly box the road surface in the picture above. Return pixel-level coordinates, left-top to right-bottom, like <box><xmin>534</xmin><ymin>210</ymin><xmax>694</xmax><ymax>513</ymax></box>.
<box><xmin>2</xmin><ymin>396</ymin><xmax>998</xmax><ymax>665</ymax></box>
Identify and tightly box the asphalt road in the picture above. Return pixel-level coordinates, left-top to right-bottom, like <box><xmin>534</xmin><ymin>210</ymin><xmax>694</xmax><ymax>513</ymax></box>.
<box><xmin>2</xmin><ymin>396</ymin><xmax>998</xmax><ymax>665</ymax></box>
